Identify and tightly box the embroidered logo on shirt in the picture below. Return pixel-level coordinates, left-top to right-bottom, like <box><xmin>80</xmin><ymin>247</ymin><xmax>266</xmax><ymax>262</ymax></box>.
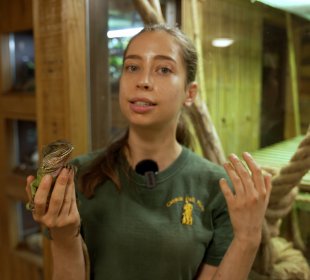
<box><xmin>182</xmin><ymin>201</ymin><xmax>193</xmax><ymax>225</ymax></box>
<box><xmin>166</xmin><ymin>196</ymin><xmax>205</xmax><ymax>226</ymax></box>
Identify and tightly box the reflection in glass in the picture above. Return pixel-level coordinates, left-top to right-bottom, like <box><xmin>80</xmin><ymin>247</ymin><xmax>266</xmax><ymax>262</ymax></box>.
<box><xmin>108</xmin><ymin>0</ymin><xmax>143</xmax><ymax>89</ymax></box>
<box><xmin>13</xmin><ymin>120</ymin><xmax>38</xmax><ymax>174</ymax></box>
<box><xmin>9</xmin><ymin>30</ymin><xmax>35</xmax><ymax>92</ymax></box>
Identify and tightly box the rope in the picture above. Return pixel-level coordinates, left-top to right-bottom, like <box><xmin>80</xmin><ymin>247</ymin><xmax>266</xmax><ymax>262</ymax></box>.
<box><xmin>253</xmin><ymin>126</ymin><xmax>310</xmax><ymax>278</ymax></box>
<box><xmin>267</xmin><ymin>127</ymin><xmax>310</xmax><ymax>224</ymax></box>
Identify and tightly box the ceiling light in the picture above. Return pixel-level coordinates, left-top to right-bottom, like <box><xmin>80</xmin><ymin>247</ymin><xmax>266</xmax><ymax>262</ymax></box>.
<box><xmin>107</xmin><ymin>27</ymin><xmax>143</xmax><ymax>39</ymax></box>
<box><xmin>211</xmin><ymin>38</ymin><xmax>234</xmax><ymax>48</ymax></box>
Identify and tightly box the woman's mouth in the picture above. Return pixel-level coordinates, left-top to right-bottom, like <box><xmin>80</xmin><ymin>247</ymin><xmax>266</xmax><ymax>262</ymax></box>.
<box><xmin>129</xmin><ymin>99</ymin><xmax>156</xmax><ymax>113</ymax></box>
<box><xmin>131</xmin><ymin>101</ymin><xmax>155</xmax><ymax>106</ymax></box>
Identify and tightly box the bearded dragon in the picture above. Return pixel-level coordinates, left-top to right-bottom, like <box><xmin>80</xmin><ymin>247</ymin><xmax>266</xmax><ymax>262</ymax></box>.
<box><xmin>26</xmin><ymin>139</ymin><xmax>75</xmax><ymax>210</ymax></box>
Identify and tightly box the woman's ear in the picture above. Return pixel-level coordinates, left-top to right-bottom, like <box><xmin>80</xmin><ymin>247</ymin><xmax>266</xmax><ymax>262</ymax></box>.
<box><xmin>184</xmin><ymin>82</ymin><xmax>198</xmax><ymax>107</ymax></box>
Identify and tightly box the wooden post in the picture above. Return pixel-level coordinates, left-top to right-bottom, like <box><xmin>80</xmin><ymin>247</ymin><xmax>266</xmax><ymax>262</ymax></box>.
<box><xmin>286</xmin><ymin>13</ymin><xmax>301</xmax><ymax>136</ymax></box>
<box><xmin>33</xmin><ymin>0</ymin><xmax>89</xmax><ymax>278</ymax></box>
<box><xmin>190</xmin><ymin>0</ymin><xmax>207</xmax><ymax>103</ymax></box>
<box><xmin>183</xmin><ymin>0</ymin><xmax>226</xmax><ymax>163</ymax></box>
<box><xmin>88</xmin><ymin>0</ymin><xmax>111</xmax><ymax>150</ymax></box>
<box><xmin>33</xmin><ymin>0</ymin><xmax>89</xmax><ymax>154</ymax></box>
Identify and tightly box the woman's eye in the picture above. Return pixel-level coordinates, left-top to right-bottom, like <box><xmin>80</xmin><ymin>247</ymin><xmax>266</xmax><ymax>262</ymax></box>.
<box><xmin>158</xmin><ymin>67</ymin><xmax>172</xmax><ymax>74</ymax></box>
<box><xmin>125</xmin><ymin>65</ymin><xmax>138</xmax><ymax>72</ymax></box>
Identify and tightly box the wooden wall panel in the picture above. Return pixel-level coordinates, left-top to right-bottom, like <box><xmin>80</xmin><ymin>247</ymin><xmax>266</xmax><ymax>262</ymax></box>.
<box><xmin>183</xmin><ymin>0</ymin><xmax>262</xmax><ymax>156</ymax></box>
<box><xmin>0</xmin><ymin>0</ymin><xmax>33</xmax><ymax>32</ymax></box>
<box><xmin>207</xmin><ymin>1</ymin><xmax>262</xmax><ymax>156</ymax></box>
<box><xmin>183</xmin><ymin>0</ymin><xmax>308</xmax><ymax>156</ymax></box>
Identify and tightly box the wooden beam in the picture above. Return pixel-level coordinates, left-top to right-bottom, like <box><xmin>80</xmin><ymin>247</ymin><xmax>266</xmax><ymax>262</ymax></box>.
<box><xmin>286</xmin><ymin>13</ymin><xmax>301</xmax><ymax>136</ymax></box>
<box><xmin>33</xmin><ymin>0</ymin><xmax>89</xmax><ymax>156</ymax></box>
<box><xmin>0</xmin><ymin>0</ymin><xmax>33</xmax><ymax>32</ymax></box>
<box><xmin>0</xmin><ymin>94</ymin><xmax>36</xmax><ymax>120</ymax></box>
<box><xmin>88</xmin><ymin>0</ymin><xmax>111</xmax><ymax>150</ymax></box>
<box><xmin>33</xmin><ymin>0</ymin><xmax>89</xmax><ymax>279</ymax></box>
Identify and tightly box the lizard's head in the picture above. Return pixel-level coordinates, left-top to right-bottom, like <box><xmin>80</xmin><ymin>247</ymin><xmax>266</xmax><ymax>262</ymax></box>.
<box><xmin>41</xmin><ymin>140</ymin><xmax>74</xmax><ymax>174</ymax></box>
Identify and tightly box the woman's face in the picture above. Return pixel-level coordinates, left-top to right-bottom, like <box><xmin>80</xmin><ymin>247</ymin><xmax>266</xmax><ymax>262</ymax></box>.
<box><xmin>119</xmin><ymin>31</ymin><xmax>196</xmax><ymax>131</ymax></box>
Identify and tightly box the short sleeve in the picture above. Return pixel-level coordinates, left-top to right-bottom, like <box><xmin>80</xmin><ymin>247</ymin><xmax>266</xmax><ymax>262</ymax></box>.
<box><xmin>203</xmin><ymin>175</ymin><xmax>234</xmax><ymax>266</ymax></box>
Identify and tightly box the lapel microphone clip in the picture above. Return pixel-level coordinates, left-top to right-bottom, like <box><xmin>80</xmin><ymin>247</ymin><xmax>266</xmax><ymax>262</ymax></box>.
<box><xmin>135</xmin><ymin>159</ymin><xmax>158</xmax><ymax>189</ymax></box>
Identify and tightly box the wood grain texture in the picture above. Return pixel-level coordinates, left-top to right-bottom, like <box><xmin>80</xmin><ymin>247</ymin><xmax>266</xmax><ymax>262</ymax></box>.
<box><xmin>183</xmin><ymin>0</ymin><xmax>262</xmax><ymax>156</ymax></box>
<box><xmin>33</xmin><ymin>0</ymin><xmax>89</xmax><ymax>279</ymax></box>
<box><xmin>0</xmin><ymin>94</ymin><xmax>36</xmax><ymax>119</ymax></box>
<box><xmin>0</xmin><ymin>0</ymin><xmax>33</xmax><ymax>32</ymax></box>
<box><xmin>88</xmin><ymin>0</ymin><xmax>111</xmax><ymax>150</ymax></box>
<box><xmin>33</xmin><ymin>0</ymin><xmax>89</xmax><ymax>156</ymax></box>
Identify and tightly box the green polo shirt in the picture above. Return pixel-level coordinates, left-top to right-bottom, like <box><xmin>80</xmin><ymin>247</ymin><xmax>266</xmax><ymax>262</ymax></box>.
<box><xmin>74</xmin><ymin>147</ymin><xmax>233</xmax><ymax>280</ymax></box>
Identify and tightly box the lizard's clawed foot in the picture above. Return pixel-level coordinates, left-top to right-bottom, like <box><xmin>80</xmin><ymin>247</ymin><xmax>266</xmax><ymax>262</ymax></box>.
<box><xmin>64</xmin><ymin>163</ymin><xmax>77</xmax><ymax>174</ymax></box>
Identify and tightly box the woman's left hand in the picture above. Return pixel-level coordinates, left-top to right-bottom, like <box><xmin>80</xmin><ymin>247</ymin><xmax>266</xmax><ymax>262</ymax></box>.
<box><xmin>219</xmin><ymin>152</ymin><xmax>272</xmax><ymax>245</ymax></box>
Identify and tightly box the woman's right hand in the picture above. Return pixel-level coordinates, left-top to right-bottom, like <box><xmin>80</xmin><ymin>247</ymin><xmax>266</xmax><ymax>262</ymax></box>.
<box><xmin>26</xmin><ymin>167</ymin><xmax>81</xmax><ymax>242</ymax></box>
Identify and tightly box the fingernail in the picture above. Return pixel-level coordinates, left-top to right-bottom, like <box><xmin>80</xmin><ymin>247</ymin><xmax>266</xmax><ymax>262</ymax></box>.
<box><xmin>62</xmin><ymin>167</ymin><xmax>70</xmax><ymax>175</ymax></box>
<box><xmin>244</xmin><ymin>152</ymin><xmax>252</xmax><ymax>158</ymax></box>
<box><xmin>27</xmin><ymin>176</ymin><xmax>33</xmax><ymax>183</ymax></box>
<box><xmin>230</xmin><ymin>154</ymin><xmax>238</xmax><ymax>160</ymax></box>
<box><xmin>219</xmin><ymin>178</ymin><xmax>226</xmax><ymax>183</ymax></box>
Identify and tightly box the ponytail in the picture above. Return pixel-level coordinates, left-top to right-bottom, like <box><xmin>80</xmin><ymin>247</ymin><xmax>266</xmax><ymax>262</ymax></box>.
<box><xmin>79</xmin><ymin>130</ymin><xmax>128</xmax><ymax>198</ymax></box>
<box><xmin>176</xmin><ymin>113</ymin><xmax>193</xmax><ymax>149</ymax></box>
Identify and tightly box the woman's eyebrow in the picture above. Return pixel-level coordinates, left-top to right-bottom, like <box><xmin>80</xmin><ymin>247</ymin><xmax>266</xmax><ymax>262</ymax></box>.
<box><xmin>124</xmin><ymin>54</ymin><xmax>142</xmax><ymax>61</ymax></box>
<box><xmin>154</xmin><ymin>55</ymin><xmax>176</xmax><ymax>64</ymax></box>
<box><xmin>124</xmin><ymin>54</ymin><xmax>176</xmax><ymax>64</ymax></box>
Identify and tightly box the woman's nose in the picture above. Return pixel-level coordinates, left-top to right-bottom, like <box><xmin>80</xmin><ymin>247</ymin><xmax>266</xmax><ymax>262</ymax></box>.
<box><xmin>137</xmin><ymin>81</ymin><xmax>153</xmax><ymax>90</ymax></box>
<box><xmin>136</xmin><ymin>71</ymin><xmax>153</xmax><ymax>91</ymax></box>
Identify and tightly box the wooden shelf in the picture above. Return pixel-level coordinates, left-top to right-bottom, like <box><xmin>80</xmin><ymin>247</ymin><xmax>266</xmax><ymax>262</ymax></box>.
<box><xmin>0</xmin><ymin>93</ymin><xmax>36</xmax><ymax>120</ymax></box>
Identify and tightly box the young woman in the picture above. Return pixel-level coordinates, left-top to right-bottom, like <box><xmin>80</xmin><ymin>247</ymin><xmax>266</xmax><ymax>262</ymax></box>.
<box><xmin>26</xmin><ymin>24</ymin><xmax>271</xmax><ymax>280</ymax></box>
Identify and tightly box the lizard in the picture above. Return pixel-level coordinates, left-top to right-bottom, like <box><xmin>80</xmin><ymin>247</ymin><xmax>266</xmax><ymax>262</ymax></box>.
<box><xmin>26</xmin><ymin>139</ymin><xmax>75</xmax><ymax>211</ymax></box>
